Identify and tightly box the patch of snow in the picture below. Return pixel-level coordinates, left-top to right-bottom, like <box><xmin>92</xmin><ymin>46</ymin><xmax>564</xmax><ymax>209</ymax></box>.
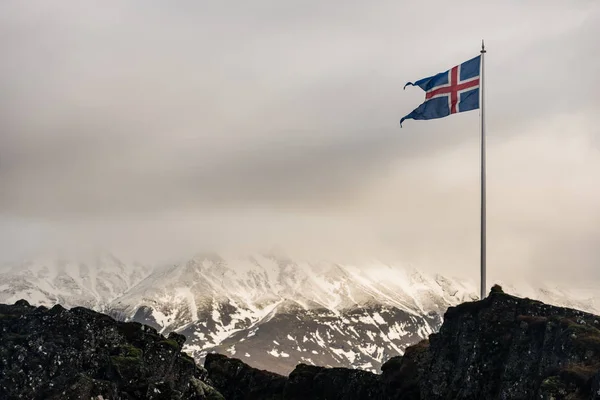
<box><xmin>372</xmin><ymin>312</ymin><xmax>386</xmax><ymax>325</ymax></box>
<box><xmin>331</xmin><ymin>347</ymin><xmax>358</xmax><ymax>363</ymax></box>
<box><xmin>268</xmin><ymin>349</ymin><xmax>289</xmax><ymax>358</ymax></box>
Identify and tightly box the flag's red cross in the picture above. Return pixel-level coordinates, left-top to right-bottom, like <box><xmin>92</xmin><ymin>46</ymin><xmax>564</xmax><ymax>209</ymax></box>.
<box><xmin>425</xmin><ymin>66</ymin><xmax>479</xmax><ymax>114</ymax></box>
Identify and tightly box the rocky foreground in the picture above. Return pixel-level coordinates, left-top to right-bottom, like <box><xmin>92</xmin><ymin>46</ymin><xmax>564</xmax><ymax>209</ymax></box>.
<box><xmin>0</xmin><ymin>300</ymin><xmax>223</xmax><ymax>399</ymax></box>
<box><xmin>1</xmin><ymin>287</ymin><xmax>600</xmax><ymax>399</ymax></box>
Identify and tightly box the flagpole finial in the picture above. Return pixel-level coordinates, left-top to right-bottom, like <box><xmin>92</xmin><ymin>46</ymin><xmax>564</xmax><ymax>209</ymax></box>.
<box><xmin>481</xmin><ymin>39</ymin><xmax>486</xmax><ymax>54</ymax></box>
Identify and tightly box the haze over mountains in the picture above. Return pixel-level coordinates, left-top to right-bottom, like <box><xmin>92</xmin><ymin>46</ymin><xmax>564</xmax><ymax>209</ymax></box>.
<box><xmin>1</xmin><ymin>250</ymin><xmax>598</xmax><ymax>374</ymax></box>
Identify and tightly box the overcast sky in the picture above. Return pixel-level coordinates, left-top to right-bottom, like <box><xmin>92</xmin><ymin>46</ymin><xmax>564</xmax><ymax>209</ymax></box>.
<box><xmin>1</xmin><ymin>1</ymin><xmax>599</xmax><ymax>284</ymax></box>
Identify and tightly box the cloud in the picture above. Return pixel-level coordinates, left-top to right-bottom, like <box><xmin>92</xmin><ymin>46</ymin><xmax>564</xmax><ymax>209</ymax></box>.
<box><xmin>0</xmin><ymin>1</ymin><xmax>599</xmax><ymax>285</ymax></box>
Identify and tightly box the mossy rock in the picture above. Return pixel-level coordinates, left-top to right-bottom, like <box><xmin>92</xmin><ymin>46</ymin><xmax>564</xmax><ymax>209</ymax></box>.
<box><xmin>111</xmin><ymin>355</ymin><xmax>141</xmax><ymax>367</ymax></box>
<box><xmin>158</xmin><ymin>339</ymin><xmax>180</xmax><ymax>350</ymax></box>
<box><xmin>110</xmin><ymin>355</ymin><xmax>143</xmax><ymax>378</ymax></box>
<box><xmin>121</xmin><ymin>344</ymin><xmax>143</xmax><ymax>358</ymax></box>
<box><xmin>540</xmin><ymin>375</ymin><xmax>568</xmax><ymax>396</ymax></box>
<box><xmin>190</xmin><ymin>377</ymin><xmax>225</xmax><ymax>400</ymax></box>
<box><xmin>181</xmin><ymin>353</ymin><xmax>196</xmax><ymax>365</ymax></box>
<box><xmin>558</xmin><ymin>318</ymin><xmax>600</xmax><ymax>354</ymax></box>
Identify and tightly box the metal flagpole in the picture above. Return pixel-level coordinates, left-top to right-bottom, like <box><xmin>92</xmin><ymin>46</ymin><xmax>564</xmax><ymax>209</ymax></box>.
<box><xmin>480</xmin><ymin>40</ymin><xmax>487</xmax><ymax>300</ymax></box>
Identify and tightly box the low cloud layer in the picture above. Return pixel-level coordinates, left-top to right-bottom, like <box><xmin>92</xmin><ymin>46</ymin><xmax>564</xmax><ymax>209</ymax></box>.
<box><xmin>1</xmin><ymin>1</ymin><xmax>599</xmax><ymax>285</ymax></box>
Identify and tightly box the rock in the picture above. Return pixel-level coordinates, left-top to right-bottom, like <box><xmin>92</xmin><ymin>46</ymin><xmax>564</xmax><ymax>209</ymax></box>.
<box><xmin>205</xmin><ymin>354</ymin><xmax>384</xmax><ymax>400</ymax></box>
<box><xmin>285</xmin><ymin>363</ymin><xmax>383</xmax><ymax>400</ymax></box>
<box><xmin>13</xmin><ymin>299</ymin><xmax>31</xmax><ymax>308</ymax></box>
<box><xmin>419</xmin><ymin>291</ymin><xmax>600</xmax><ymax>399</ymax></box>
<box><xmin>168</xmin><ymin>331</ymin><xmax>187</xmax><ymax>348</ymax></box>
<box><xmin>490</xmin><ymin>283</ymin><xmax>504</xmax><ymax>293</ymax></box>
<box><xmin>204</xmin><ymin>353</ymin><xmax>286</xmax><ymax>399</ymax></box>
<box><xmin>380</xmin><ymin>339</ymin><xmax>429</xmax><ymax>400</ymax></box>
<box><xmin>0</xmin><ymin>299</ymin><xmax>223</xmax><ymax>400</ymax></box>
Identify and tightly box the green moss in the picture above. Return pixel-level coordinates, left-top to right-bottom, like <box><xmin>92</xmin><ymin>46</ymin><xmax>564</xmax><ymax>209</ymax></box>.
<box><xmin>190</xmin><ymin>377</ymin><xmax>225</xmax><ymax>400</ymax></box>
<box><xmin>111</xmin><ymin>355</ymin><xmax>142</xmax><ymax>369</ymax></box>
<box><xmin>159</xmin><ymin>339</ymin><xmax>180</xmax><ymax>349</ymax></box>
<box><xmin>111</xmin><ymin>345</ymin><xmax>143</xmax><ymax>374</ymax></box>
<box><xmin>122</xmin><ymin>344</ymin><xmax>143</xmax><ymax>358</ymax></box>
<box><xmin>558</xmin><ymin>318</ymin><xmax>600</xmax><ymax>353</ymax></box>
<box><xmin>181</xmin><ymin>353</ymin><xmax>196</xmax><ymax>365</ymax></box>
<box><xmin>558</xmin><ymin>317</ymin><xmax>593</xmax><ymax>330</ymax></box>
<box><xmin>541</xmin><ymin>375</ymin><xmax>562</xmax><ymax>388</ymax></box>
<box><xmin>540</xmin><ymin>375</ymin><xmax>567</xmax><ymax>394</ymax></box>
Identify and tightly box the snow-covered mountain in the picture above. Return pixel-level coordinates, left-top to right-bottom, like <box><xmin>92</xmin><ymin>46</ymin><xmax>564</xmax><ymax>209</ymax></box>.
<box><xmin>108</xmin><ymin>253</ymin><xmax>476</xmax><ymax>373</ymax></box>
<box><xmin>0</xmin><ymin>251</ymin><xmax>151</xmax><ymax>311</ymax></box>
<box><xmin>1</xmin><ymin>251</ymin><xmax>599</xmax><ymax>374</ymax></box>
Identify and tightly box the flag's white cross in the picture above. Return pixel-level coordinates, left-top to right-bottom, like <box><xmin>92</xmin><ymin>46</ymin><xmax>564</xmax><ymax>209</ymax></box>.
<box><xmin>425</xmin><ymin>65</ymin><xmax>479</xmax><ymax>114</ymax></box>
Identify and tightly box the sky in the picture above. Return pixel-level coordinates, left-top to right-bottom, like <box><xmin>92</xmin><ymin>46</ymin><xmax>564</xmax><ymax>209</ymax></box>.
<box><xmin>1</xmin><ymin>1</ymin><xmax>599</xmax><ymax>284</ymax></box>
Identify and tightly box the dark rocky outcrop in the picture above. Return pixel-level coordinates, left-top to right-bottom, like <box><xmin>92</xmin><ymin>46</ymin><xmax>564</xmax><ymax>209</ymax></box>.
<box><xmin>204</xmin><ymin>353</ymin><xmax>287</xmax><ymax>399</ymax></box>
<box><xmin>285</xmin><ymin>363</ymin><xmax>384</xmax><ymax>400</ymax></box>
<box><xmin>0</xmin><ymin>300</ymin><xmax>224</xmax><ymax>400</ymax></box>
<box><xmin>205</xmin><ymin>290</ymin><xmax>600</xmax><ymax>399</ymax></box>
<box><xmin>205</xmin><ymin>353</ymin><xmax>385</xmax><ymax>400</ymax></box>
<box><xmin>417</xmin><ymin>290</ymin><xmax>600</xmax><ymax>399</ymax></box>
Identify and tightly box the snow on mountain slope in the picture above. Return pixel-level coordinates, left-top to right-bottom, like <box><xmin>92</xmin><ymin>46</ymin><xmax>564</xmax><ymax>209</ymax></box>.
<box><xmin>106</xmin><ymin>253</ymin><xmax>479</xmax><ymax>373</ymax></box>
<box><xmin>498</xmin><ymin>280</ymin><xmax>600</xmax><ymax>315</ymax></box>
<box><xmin>0</xmin><ymin>251</ymin><xmax>151</xmax><ymax>310</ymax></box>
<box><xmin>193</xmin><ymin>301</ymin><xmax>441</xmax><ymax>374</ymax></box>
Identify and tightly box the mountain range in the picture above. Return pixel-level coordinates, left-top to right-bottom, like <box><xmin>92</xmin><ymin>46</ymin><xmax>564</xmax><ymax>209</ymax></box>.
<box><xmin>1</xmin><ymin>251</ymin><xmax>598</xmax><ymax>374</ymax></box>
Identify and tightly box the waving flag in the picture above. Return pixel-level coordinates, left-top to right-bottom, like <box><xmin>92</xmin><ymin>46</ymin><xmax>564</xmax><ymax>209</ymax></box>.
<box><xmin>400</xmin><ymin>43</ymin><xmax>489</xmax><ymax>300</ymax></box>
<box><xmin>400</xmin><ymin>55</ymin><xmax>481</xmax><ymax>127</ymax></box>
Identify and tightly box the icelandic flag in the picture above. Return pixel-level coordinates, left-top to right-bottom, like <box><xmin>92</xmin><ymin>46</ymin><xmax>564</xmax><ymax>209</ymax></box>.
<box><xmin>400</xmin><ymin>55</ymin><xmax>481</xmax><ymax>127</ymax></box>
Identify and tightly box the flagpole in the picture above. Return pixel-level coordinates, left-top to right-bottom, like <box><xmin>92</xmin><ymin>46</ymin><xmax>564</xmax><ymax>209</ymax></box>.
<box><xmin>480</xmin><ymin>40</ymin><xmax>487</xmax><ymax>300</ymax></box>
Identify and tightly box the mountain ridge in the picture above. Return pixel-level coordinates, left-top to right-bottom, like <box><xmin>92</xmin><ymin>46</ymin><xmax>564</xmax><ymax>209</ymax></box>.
<box><xmin>1</xmin><ymin>251</ymin><xmax>599</xmax><ymax>374</ymax></box>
